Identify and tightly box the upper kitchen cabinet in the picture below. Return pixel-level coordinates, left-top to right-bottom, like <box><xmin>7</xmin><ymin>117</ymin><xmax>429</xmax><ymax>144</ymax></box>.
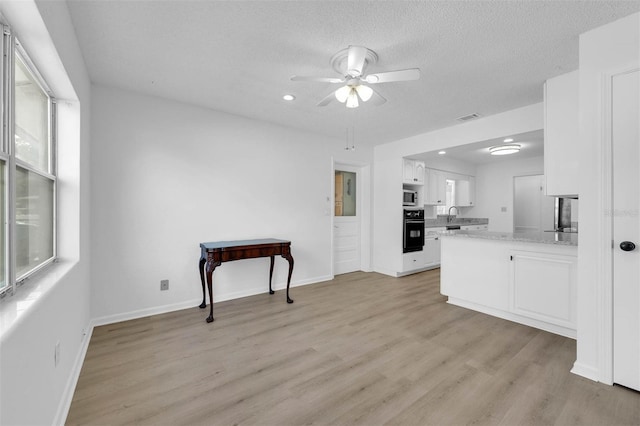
<box><xmin>456</xmin><ymin>176</ymin><xmax>476</xmax><ymax>206</ymax></box>
<box><xmin>403</xmin><ymin>159</ymin><xmax>426</xmax><ymax>185</ymax></box>
<box><xmin>425</xmin><ymin>168</ymin><xmax>446</xmax><ymax>205</ymax></box>
<box><xmin>544</xmin><ymin>70</ymin><xmax>579</xmax><ymax>197</ymax></box>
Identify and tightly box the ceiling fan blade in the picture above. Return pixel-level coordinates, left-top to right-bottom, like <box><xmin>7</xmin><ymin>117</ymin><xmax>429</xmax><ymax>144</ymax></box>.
<box><xmin>316</xmin><ymin>91</ymin><xmax>336</xmax><ymax>107</ymax></box>
<box><xmin>369</xmin><ymin>87</ymin><xmax>387</xmax><ymax>106</ymax></box>
<box><xmin>364</xmin><ymin>68</ymin><xmax>421</xmax><ymax>84</ymax></box>
<box><xmin>347</xmin><ymin>45</ymin><xmax>367</xmax><ymax>77</ymax></box>
<box><xmin>291</xmin><ymin>75</ymin><xmax>344</xmax><ymax>83</ymax></box>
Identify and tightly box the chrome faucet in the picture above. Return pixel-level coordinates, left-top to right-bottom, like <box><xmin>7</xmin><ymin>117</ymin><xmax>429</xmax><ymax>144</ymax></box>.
<box><xmin>447</xmin><ymin>206</ymin><xmax>459</xmax><ymax>223</ymax></box>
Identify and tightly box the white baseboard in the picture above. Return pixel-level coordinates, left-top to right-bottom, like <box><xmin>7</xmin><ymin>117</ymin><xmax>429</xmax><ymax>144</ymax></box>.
<box><xmin>447</xmin><ymin>297</ymin><xmax>577</xmax><ymax>339</ymax></box>
<box><xmin>92</xmin><ymin>298</ymin><xmax>203</xmax><ymax>327</ymax></box>
<box><xmin>571</xmin><ymin>361</ymin><xmax>601</xmax><ymax>382</ymax></box>
<box><xmin>53</xmin><ymin>320</ymin><xmax>94</xmax><ymax>426</ymax></box>
<box><xmin>373</xmin><ymin>267</ymin><xmax>400</xmax><ymax>277</ymax></box>
<box><xmin>396</xmin><ymin>264</ymin><xmax>440</xmax><ymax>277</ymax></box>
<box><xmin>91</xmin><ymin>275</ymin><xmax>334</xmax><ymax>327</ymax></box>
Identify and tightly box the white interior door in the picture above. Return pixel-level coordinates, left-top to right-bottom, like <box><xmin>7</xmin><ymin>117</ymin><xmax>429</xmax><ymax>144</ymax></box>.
<box><xmin>612</xmin><ymin>69</ymin><xmax>640</xmax><ymax>391</ymax></box>
<box><xmin>334</xmin><ymin>166</ymin><xmax>360</xmax><ymax>275</ymax></box>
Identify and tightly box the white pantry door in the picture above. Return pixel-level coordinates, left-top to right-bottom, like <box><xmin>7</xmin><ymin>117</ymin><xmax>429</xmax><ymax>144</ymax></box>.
<box><xmin>334</xmin><ymin>166</ymin><xmax>360</xmax><ymax>275</ymax></box>
<box><xmin>612</xmin><ymin>68</ymin><xmax>640</xmax><ymax>391</ymax></box>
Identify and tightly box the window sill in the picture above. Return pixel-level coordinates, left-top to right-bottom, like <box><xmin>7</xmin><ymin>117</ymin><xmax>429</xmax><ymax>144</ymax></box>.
<box><xmin>0</xmin><ymin>259</ymin><xmax>77</xmax><ymax>341</ymax></box>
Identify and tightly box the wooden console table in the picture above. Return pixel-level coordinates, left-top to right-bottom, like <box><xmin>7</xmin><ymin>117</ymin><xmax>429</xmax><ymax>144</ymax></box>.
<box><xmin>198</xmin><ymin>238</ymin><xmax>294</xmax><ymax>323</ymax></box>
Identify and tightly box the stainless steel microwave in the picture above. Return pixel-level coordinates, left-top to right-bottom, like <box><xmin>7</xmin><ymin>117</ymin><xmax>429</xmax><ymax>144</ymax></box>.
<box><xmin>403</xmin><ymin>189</ymin><xmax>418</xmax><ymax>206</ymax></box>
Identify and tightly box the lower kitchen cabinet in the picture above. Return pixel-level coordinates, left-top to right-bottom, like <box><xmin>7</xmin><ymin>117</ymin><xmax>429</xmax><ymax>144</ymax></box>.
<box><xmin>402</xmin><ymin>250</ymin><xmax>425</xmax><ymax>272</ymax></box>
<box><xmin>441</xmin><ymin>236</ymin><xmax>577</xmax><ymax>338</ymax></box>
<box><xmin>424</xmin><ymin>227</ymin><xmax>445</xmax><ymax>268</ymax></box>
<box><xmin>510</xmin><ymin>250</ymin><xmax>576</xmax><ymax>330</ymax></box>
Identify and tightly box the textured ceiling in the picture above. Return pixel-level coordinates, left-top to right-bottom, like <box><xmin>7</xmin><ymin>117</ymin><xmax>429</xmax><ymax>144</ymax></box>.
<box><xmin>66</xmin><ymin>0</ymin><xmax>640</xmax><ymax>147</ymax></box>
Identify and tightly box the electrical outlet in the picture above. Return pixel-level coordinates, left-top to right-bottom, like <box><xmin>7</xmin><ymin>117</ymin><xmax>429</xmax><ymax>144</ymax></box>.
<box><xmin>501</xmin><ymin>206</ymin><xmax>508</xmax><ymax>212</ymax></box>
<box><xmin>54</xmin><ymin>341</ymin><xmax>60</xmax><ymax>367</ymax></box>
<box><xmin>160</xmin><ymin>279</ymin><xmax>169</xmax><ymax>291</ymax></box>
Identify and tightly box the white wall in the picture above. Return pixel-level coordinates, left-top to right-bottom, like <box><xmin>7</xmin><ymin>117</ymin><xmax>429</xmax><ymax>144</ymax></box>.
<box><xmin>473</xmin><ymin>156</ymin><xmax>544</xmax><ymax>232</ymax></box>
<box><xmin>373</xmin><ymin>103</ymin><xmax>543</xmax><ymax>275</ymax></box>
<box><xmin>90</xmin><ymin>85</ymin><xmax>372</xmax><ymax>323</ymax></box>
<box><xmin>423</xmin><ymin>156</ymin><xmax>477</xmax><ymax>177</ymax></box>
<box><xmin>575</xmin><ymin>12</ymin><xmax>640</xmax><ymax>382</ymax></box>
<box><xmin>0</xmin><ymin>1</ymin><xmax>92</xmax><ymax>425</ymax></box>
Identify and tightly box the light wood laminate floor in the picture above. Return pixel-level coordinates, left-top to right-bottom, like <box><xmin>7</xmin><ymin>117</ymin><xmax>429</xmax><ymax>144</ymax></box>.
<box><xmin>67</xmin><ymin>270</ymin><xmax>640</xmax><ymax>425</ymax></box>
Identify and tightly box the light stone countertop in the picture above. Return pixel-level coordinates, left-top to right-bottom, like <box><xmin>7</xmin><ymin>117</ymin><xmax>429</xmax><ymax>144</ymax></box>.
<box><xmin>439</xmin><ymin>230</ymin><xmax>578</xmax><ymax>246</ymax></box>
<box><xmin>424</xmin><ymin>217</ymin><xmax>488</xmax><ymax>228</ymax></box>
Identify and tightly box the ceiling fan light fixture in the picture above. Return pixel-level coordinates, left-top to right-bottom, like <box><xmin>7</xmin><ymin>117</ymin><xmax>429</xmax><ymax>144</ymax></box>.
<box><xmin>335</xmin><ymin>85</ymin><xmax>351</xmax><ymax>103</ymax></box>
<box><xmin>346</xmin><ymin>90</ymin><xmax>359</xmax><ymax>108</ymax></box>
<box><xmin>355</xmin><ymin>85</ymin><xmax>373</xmax><ymax>102</ymax></box>
<box><xmin>489</xmin><ymin>144</ymin><xmax>521</xmax><ymax>155</ymax></box>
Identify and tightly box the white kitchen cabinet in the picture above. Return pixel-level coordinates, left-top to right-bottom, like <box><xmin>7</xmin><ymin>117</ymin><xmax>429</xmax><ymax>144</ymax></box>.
<box><xmin>544</xmin><ymin>70</ymin><xmax>579</xmax><ymax>197</ymax></box>
<box><xmin>441</xmin><ymin>237</ymin><xmax>510</xmax><ymax>310</ymax></box>
<box><xmin>441</xmin><ymin>236</ymin><xmax>578</xmax><ymax>338</ymax></box>
<box><xmin>456</xmin><ymin>176</ymin><xmax>476</xmax><ymax>207</ymax></box>
<box><xmin>414</xmin><ymin>161</ymin><xmax>425</xmax><ymax>185</ymax></box>
<box><xmin>510</xmin><ymin>250</ymin><xmax>577</xmax><ymax>330</ymax></box>
<box><xmin>425</xmin><ymin>168</ymin><xmax>446</xmax><ymax>205</ymax></box>
<box><xmin>424</xmin><ymin>227</ymin><xmax>445</xmax><ymax>268</ymax></box>
<box><xmin>402</xmin><ymin>159</ymin><xmax>425</xmax><ymax>185</ymax></box>
<box><xmin>402</xmin><ymin>250</ymin><xmax>425</xmax><ymax>272</ymax></box>
<box><xmin>403</xmin><ymin>159</ymin><xmax>415</xmax><ymax>183</ymax></box>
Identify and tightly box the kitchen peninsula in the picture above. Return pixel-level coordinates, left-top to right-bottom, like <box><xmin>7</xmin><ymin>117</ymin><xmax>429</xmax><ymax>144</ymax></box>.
<box><xmin>440</xmin><ymin>230</ymin><xmax>578</xmax><ymax>338</ymax></box>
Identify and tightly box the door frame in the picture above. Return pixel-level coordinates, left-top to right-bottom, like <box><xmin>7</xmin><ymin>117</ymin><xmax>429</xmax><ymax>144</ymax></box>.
<box><xmin>596</xmin><ymin>66</ymin><xmax>640</xmax><ymax>385</ymax></box>
<box><xmin>331</xmin><ymin>159</ymin><xmax>371</xmax><ymax>276</ymax></box>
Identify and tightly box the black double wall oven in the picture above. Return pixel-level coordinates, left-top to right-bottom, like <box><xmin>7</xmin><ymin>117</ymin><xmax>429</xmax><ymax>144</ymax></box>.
<box><xmin>403</xmin><ymin>209</ymin><xmax>425</xmax><ymax>253</ymax></box>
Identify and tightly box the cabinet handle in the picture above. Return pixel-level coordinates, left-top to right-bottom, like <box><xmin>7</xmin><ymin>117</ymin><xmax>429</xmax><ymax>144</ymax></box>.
<box><xmin>510</xmin><ymin>255</ymin><xmax>513</xmax><ymax>261</ymax></box>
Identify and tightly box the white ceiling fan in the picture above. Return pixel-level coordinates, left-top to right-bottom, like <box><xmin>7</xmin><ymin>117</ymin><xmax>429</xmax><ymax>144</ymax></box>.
<box><xmin>291</xmin><ymin>45</ymin><xmax>420</xmax><ymax>108</ymax></box>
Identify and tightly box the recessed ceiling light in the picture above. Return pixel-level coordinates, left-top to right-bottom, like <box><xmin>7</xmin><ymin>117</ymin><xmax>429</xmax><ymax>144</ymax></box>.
<box><xmin>438</xmin><ymin>151</ymin><xmax>446</xmax><ymax>155</ymax></box>
<box><xmin>503</xmin><ymin>138</ymin><xmax>514</xmax><ymax>143</ymax></box>
<box><xmin>489</xmin><ymin>144</ymin><xmax>521</xmax><ymax>155</ymax></box>
<box><xmin>282</xmin><ymin>94</ymin><xmax>295</xmax><ymax>101</ymax></box>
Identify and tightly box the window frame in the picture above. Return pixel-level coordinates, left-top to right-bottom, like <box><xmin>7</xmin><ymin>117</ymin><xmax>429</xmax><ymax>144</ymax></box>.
<box><xmin>0</xmin><ymin>24</ymin><xmax>57</xmax><ymax>297</ymax></box>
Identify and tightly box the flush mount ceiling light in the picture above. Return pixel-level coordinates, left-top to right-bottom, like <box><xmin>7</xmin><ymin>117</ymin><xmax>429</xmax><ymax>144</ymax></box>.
<box><xmin>438</xmin><ymin>150</ymin><xmax>446</xmax><ymax>155</ymax></box>
<box><xmin>282</xmin><ymin>94</ymin><xmax>296</xmax><ymax>101</ymax></box>
<box><xmin>489</xmin><ymin>144</ymin><xmax>521</xmax><ymax>156</ymax></box>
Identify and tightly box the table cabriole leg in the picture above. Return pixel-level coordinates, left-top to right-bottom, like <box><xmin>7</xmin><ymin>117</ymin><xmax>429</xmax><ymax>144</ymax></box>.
<box><xmin>269</xmin><ymin>255</ymin><xmax>275</xmax><ymax>294</ymax></box>
<box><xmin>282</xmin><ymin>250</ymin><xmax>294</xmax><ymax>304</ymax></box>
<box><xmin>198</xmin><ymin>257</ymin><xmax>206</xmax><ymax>309</ymax></box>
<box><xmin>205</xmin><ymin>258</ymin><xmax>221</xmax><ymax>323</ymax></box>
